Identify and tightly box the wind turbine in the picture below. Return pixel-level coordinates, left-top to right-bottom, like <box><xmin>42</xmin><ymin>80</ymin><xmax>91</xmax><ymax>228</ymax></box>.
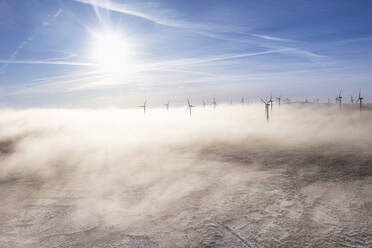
<box><xmin>212</xmin><ymin>97</ymin><xmax>217</xmax><ymax>109</ymax></box>
<box><xmin>336</xmin><ymin>91</ymin><xmax>343</xmax><ymax>111</ymax></box>
<box><xmin>357</xmin><ymin>89</ymin><xmax>364</xmax><ymax>112</ymax></box>
<box><xmin>241</xmin><ymin>97</ymin><xmax>244</xmax><ymax>105</ymax></box>
<box><xmin>164</xmin><ymin>101</ymin><xmax>170</xmax><ymax>111</ymax></box>
<box><xmin>186</xmin><ymin>97</ymin><xmax>195</xmax><ymax>116</ymax></box>
<box><xmin>268</xmin><ymin>93</ymin><xmax>274</xmax><ymax>112</ymax></box>
<box><xmin>276</xmin><ymin>95</ymin><xmax>282</xmax><ymax>107</ymax></box>
<box><xmin>260</xmin><ymin>98</ymin><xmax>270</xmax><ymax>122</ymax></box>
<box><xmin>138</xmin><ymin>100</ymin><xmax>147</xmax><ymax>115</ymax></box>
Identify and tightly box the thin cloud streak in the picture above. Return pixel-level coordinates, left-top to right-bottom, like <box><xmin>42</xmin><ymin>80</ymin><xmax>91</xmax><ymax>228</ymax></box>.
<box><xmin>72</xmin><ymin>0</ymin><xmax>297</xmax><ymax>45</ymax></box>
<box><xmin>0</xmin><ymin>40</ymin><xmax>30</xmax><ymax>74</ymax></box>
<box><xmin>136</xmin><ymin>49</ymin><xmax>287</xmax><ymax>72</ymax></box>
<box><xmin>282</xmin><ymin>48</ymin><xmax>327</xmax><ymax>58</ymax></box>
<box><xmin>0</xmin><ymin>60</ymin><xmax>99</xmax><ymax>67</ymax></box>
<box><xmin>73</xmin><ymin>0</ymin><xmax>172</xmax><ymax>26</ymax></box>
<box><xmin>248</xmin><ymin>33</ymin><xmax>295</xmax><ymax>42</ymax></box>
<box><xmin>337</xmin><ymin>36</ymin><xmax>372</xmax><ymax>43</ymax></box>
<box><xmin>11</xmin><ymin>47</ymin><xmax>322</xmax><ymax>93</ymax></box>
<box><xmin>0</xmin><ymin>8</ymin><xmax>63</xmax><ymax>74</ymax></box>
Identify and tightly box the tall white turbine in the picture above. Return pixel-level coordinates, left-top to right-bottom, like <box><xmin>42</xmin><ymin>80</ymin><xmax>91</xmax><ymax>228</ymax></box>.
<box><xmin>268</xmin><ymin>93</ymin><xmax>274</xmax><ymax>112</ymax></box>
<box><xmin>260</xmin><ymin>98</ymin><xmax>270</xmax><ymax>122</ymax></box>
<box><xmin>138</xmin><ymin>100</ymin><xmax>147</xmax><ymax>115</ymax></box>
<box><xmin>357</xmin><ymin>89</ymin><xmax>364</xmax><ymax>113</ymax></box>
<box><xmin>186</xmin><ymin>97</ymin><xmax>195</xmax><ymax>116</ymax></box>
<box><xmin>336</xmin><ymin>91</ymin><xmax>343</xmax><ymax>111</ymax></box>
<box><xmin>212</xmin><ymin>97</ymin><xmax>217</xmax><ymax>110</ymax></box>
<box><xmin>164</xmin><ymin>101</ymin><xmax>170</xmax><ymax>111</ymax></box>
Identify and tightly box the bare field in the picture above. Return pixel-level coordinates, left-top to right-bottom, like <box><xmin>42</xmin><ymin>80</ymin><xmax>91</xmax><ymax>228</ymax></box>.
<box><xmin>0</xmin><ymin>104</ymin><xmax>371</xmax><ymax>247</ymax></box>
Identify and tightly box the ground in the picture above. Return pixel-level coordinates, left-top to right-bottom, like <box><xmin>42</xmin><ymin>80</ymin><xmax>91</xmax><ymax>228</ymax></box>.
<box><xmin>0</xmin><ymin>105</ymin><xmax>371</xmax><ymax>247</ymax></box>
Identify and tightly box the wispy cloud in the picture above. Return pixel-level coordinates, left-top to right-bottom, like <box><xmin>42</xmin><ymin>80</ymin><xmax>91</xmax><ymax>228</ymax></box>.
<box><xmin>54</xmin><ymin>8</ymin><xmax>62</xmax><ymax>18</ymax></box>
<box><xmin>43</xmin><ymin>8</ymin><xmax>63</xmax><ymax>27</ymax></box>
<box><xmin>0</xmin><ymin>49</ymin><xmax>283</xmax><ymax>71</ymax></box>
<box><xmin>0</xmin><ymin>40</ymin><xmax>29</xmax><ymax>74</ymax></box>
<box><xmin>337</xmin><ymin>36</ymin><xmax>372</xmax><ymax>43</ymax></box>
<box><xmin>13</xmin><ymin>49</ymin><xmax>284</xmax><ymax>93</ymax></box>
<box><xmin>0</xmin><ymin>8</ymin><xmax>63</xmax><ymax>74</ymax></box>
<box><xmin>281</xmin><ymin>48</ymin><xmax>327</xmax><ymax>59</ymax></box>
<box><xmin>10</xmin><ymin>44</ymin><xmax>333</xmax><ymax>95</ymax></box>
<box><xmin>245</xmin><ymin>33</ymin><xmax>295</xmax><ymax>42</ymax></box>
<box><xmin>71</xmin><ymin>0</ymin><xmax>326</xmax><ymax>65</ymax></box>
<box><xmin>0</xmin><ymin>59</ymin><xmax>98</xmax><ymax>67</ymax></box>
<box><xmin>73</xmin><ymin>0</ymin><xmax>173</xmax><ymax>26</ymax></box>
<box><xmin>4</xmin><ymin>1</ymin><xmax>329</xmax><ymax>97</ymax></box>
<box><xmin>72</xmin><ymin>0</ymin><xmax>295</xmax><ymax>45</ymax></box>
<box><xmin>137</xmin><ymin>49</ymin><xmax>286</xmax><ymax>72</ymax></box>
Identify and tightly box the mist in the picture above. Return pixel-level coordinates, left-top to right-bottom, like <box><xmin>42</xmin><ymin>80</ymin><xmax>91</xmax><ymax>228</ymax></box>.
<box><xmin>1</xmin><ymin>104</ymin><xmax>372</xmax><ymax>247</ymax></box>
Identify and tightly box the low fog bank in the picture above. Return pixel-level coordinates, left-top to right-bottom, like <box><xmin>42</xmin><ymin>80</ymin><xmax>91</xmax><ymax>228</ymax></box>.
<box><xmin>0</xmin><ymin>104</ymin><xmax>371</xmax><ymax>247</ymax></box>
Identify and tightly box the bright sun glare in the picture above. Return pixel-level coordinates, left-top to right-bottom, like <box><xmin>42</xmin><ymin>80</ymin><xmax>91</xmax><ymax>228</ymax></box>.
<box><xmin>92</xmin><ymin>31</ymin><xmax>131</xmax><ymax>73</ymax></box>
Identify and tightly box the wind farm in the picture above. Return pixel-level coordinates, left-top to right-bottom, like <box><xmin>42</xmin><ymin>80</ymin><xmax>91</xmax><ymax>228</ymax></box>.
<box><xmin>1</xmin><ymin>0</ymin><xmax>372</xmax><ymax>247</ymax></box>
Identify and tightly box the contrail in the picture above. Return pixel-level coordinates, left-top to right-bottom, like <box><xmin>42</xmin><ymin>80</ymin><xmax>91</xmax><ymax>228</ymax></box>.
<box><xmin>0</xmin><ymin>60</ymin><xmax>99</xmax><ymax>67</ymax></box>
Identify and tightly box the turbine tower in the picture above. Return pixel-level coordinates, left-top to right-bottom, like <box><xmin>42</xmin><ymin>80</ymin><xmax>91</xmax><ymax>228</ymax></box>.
<box><xmin>336</xmin><ymin>91</ymin><xmax>343</xmax><ymax>111</ymax></box>
<box><xmin>186</xmin><ymin>97</ymin><xmax>195</xmax><ymax>116</ymax></box>
<box><xmin>212</xmin><ymin>97</ymin><xmax>217</xmax><ymax>109</ymax></box>
<box><xmin>268</xmin><ymin>93</ymin><xmax>274</xmax><ymax>112</ymax></box>
<box><xmin>260</xmin><ymin>98</ymin><xmax>270</xmax><ymax>122</ymax></box>
<box><xmin>357</xmin><ymin>89</ymin><xmax>364</xmax><ymax>112</ymax></box>
<box><xmin>276</xmin><ymin>95</ymin><xmax>282</xmax><ymax>107</ymax></box>
<box><xmin>164</xmin><ymin>101</ymin><xmax>170</xmax><ymax>111</ymax></box>
<box><xmin>138</xmin><ymin>100</ymin><xmax>147</xmax><ymax>115</ymax></box>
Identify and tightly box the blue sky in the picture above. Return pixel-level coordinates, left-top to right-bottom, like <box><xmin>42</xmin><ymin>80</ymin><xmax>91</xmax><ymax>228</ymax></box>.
<box><xmin>0</xmin><ymin>0</ymin><xmax>371</xmax><ymax>107</ymax></box>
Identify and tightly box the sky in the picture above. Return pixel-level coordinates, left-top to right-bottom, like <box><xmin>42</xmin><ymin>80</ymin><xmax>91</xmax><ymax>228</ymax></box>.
<box><xmin>0</xmin><ymin>0</ymin><xmax>371</xmax><ymax>107</ymax></box>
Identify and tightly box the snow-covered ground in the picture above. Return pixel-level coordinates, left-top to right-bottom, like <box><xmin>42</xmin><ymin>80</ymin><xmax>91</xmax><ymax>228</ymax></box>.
<box><xmin>0</xmin><ymin>104</ymin><xmax>371</xmax><ymax>247</ymax></box>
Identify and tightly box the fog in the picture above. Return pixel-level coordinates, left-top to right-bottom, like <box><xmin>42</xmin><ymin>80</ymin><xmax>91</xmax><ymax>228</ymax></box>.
<box><xmin>1</xmin><ymin>104</ymin><xmax>371</xmax><ymax>247</ymax></box>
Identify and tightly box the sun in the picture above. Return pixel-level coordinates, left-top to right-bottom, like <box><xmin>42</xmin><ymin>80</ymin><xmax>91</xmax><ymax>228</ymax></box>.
<box><xmin>91</xmin><ymin>31</ymin><xmax>132</xmax><ymax>73</ymax></box>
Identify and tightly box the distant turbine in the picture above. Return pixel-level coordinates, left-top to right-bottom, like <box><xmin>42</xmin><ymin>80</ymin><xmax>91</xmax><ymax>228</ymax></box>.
<box><xmin>260</xmin><ymin>98</ymin><xmax>270</xmax><ymax>122</ymax></box>
<box><xmin>186</xmin><ymin>97</ymin><xmax>195</xmax><ymax>116</ymax></box>
<box><xmin>138</xmin><ymin>100</ymin><xmax>147</xmax><ymax>115</ymax></box>
<box><xmin>164</xmin><ymin>101</ymin><xmax>170</xmax><ymax>111</ymax></box>
<box><xmin>336</xmin><ymin>91</ymin><xmax>343</xmax><ymax>111</ymax></box>
<box><xmin>357</xmin><ymin>89</ymin><xmax>364</xmax><ymax>112</ymax></box>
<box><xmin>276</xmin><ymin>95</ymin><xmax>282</xmax><ymax>106</ymax></box>
<box><xmin>241</xmin><ymin>97</ymin><xmax>245</xmax><ymax>105</ymax></box>
<box><xmin>268</xmin><ymin>93</ymin><xmax>274</xmax><ymax>112</ymax></box>
<box><xmin>212</xmin><ymin>97</ymin><xmax>217</xmax><ymax>109</ymax></box>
